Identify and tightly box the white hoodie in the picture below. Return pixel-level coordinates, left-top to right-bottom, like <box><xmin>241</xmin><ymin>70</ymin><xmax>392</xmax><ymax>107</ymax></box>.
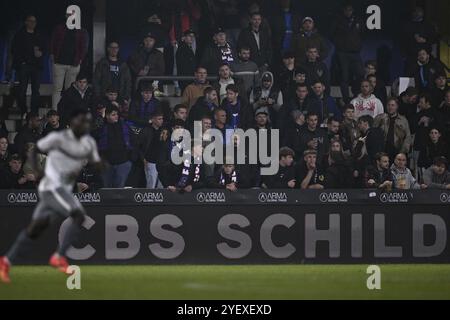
<box><xmin>351</xmin><ymin>94</ymin><xmax>384</xmax><ymax>119</ymax></box>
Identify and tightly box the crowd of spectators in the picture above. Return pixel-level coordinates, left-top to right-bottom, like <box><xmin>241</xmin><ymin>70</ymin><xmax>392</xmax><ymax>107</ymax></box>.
<box><xmin>0</xmin><ymin>1</ymin><xmax>449</xmax><ymax>192</ymax></box>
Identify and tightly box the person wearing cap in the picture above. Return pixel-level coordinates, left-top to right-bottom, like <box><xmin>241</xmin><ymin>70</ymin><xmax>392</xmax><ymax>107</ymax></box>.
<box><xmin>93</xmin><ymin>41</ymin><xmax>132</xmax><ymax>103</ymax></box>
<box><xmin>423</xmin><ymin>157</ymin><xmax>450</xmax><ymax>189</ymax></box>
<box><xmin>128</xmin><ymin>32</ymin><xmax>165</xmax><ymax>81</ymax></box>
<box><xmin>237</xmin><ymin>12</ymin><xmax>272</xmax><ymax>69</ymax></box>
<box><xmin>176</xmin><ymin>29</ymin><xmax>199</xmax><ymax>91</ymax></box>
<box><xmin>230</xmin><ymin>46</ymin><xmax>259</xmax><ymax>96</ymax></box>
<box><xmin>330</xmin><ymin>4</ymin><xmax>365</xmax><ymax>103</ymax></box>
<box><xmin>57</xmin><ymin>73</ymin><xmax>94</xmax><ymax>128</ymax></box>
<box><xmin>200</xmin><ymin>27</ymin><xmax>236</xmax><ymax>75</ymax></box>
<box><xmin>249</xmin><ymin>71</ymin><xmax>283</xmax><ymax>126</ymax></box>
<box><xmin>291</xmin><ymin>16</ymin><xmax>329</xmax><ymax>66</ymax></box>
<box><xmin>429</xmin><ymin>73</ymin><xmax>448</xmax><ymax>108</ymax></box>
<box><xmin>42</xmin><ymin>110</ymin><xmax>62</xmax><ymax>137</ymax></box>
<box><xmin>412</xmin><ymin>47</ymin><xmax>446</xmax><ymax>93</ymax></box>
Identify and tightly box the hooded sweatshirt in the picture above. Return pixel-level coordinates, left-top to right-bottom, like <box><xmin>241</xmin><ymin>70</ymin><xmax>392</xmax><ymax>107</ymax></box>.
<box><xmin>351</xmin><ymin>94</ymin><xmax>384</xmax><ymax>119</ymax></box>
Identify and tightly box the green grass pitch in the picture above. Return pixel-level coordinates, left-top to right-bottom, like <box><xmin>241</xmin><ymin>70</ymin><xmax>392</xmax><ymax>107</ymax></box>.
<box><xmin>1</xmin><ymin>265</ymin><xmax>450</xmax><ymax>300</ymax></box>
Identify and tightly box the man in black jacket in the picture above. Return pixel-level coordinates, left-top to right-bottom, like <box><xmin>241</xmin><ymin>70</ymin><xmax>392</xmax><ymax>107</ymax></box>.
<box><xmin>57</xmin><ymin>73</ymin><xmax>94</xmax><ymax>127</ymax></box>
<box><xmin>237</xmin><ymin>12</ymin><xmax>272</xmax><ymax>69</ymax></box>
<box><xmin>364</xmin><ymin>152</ymin><xmax>393</xmax><ymax>189</ymax></box>
<box><xmin>128</xmin><ymin>33</ymin><xmax>165</xmax><ymax>83</ymax></box>
<box><xmin>200</xmin><ymin>28</ymin><xmax>237</xmax><ymax>75</ymax></box>
<box><xmin>187</xmin><ymin>87</ymin><xmax>218</xmax><ymax>129</ymax></box>
<box><xmin>176</xmin><ymin>29</ymin><xmax>199</xmax><ymax>91</ymax></box>
<box><xmin>413</xmin><ymin>47</ymin><xmax>446</xmax><ymax>93</ymax></box>
<box><xmin>263</xmin><ymin>147</ymin><xmax>296</xmax><ymax>189</ymax></box>
<box><xmin>331</xmin><ymin>4</ymin><xmax>365</xmax><ymax>103</ymax></box>
<box><xmin>13</xmin><ymin>112</ymin><xmax>42</xmax><ymax>154</ymax></box>
<box><xmin>11</xmin><ymin>15</ymin><xmax>45</xmax><ymax>116</ymax></box>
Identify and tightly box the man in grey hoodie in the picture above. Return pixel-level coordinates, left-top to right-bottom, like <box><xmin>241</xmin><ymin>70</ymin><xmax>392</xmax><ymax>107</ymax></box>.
<box><xmin>390</xmin><ymin>153</ymin><xmax>427</xmax><ymax>190</ymax></box>
<box><xmin>423</xmin><ymin>157</ymin><xmax>450</xmax><ymax>189</ymax></box>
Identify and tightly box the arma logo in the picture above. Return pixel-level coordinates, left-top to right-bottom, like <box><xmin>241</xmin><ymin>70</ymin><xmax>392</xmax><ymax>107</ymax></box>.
<box><xmin>380</xmin><ymin>192</ymin><xmax>411</xmax><ymax>203</ymax></box>
<box><xmin>319</xmin><ymin>192</ymin><xmax>348</xmax><ymax>203</ymax></box>
<box><xmin>258</xmin><ymin>192</ymin><xmax>288</xmax><ymax>203</ymax></box>
<box><xmin>7</xmin><ymin>192</ymin><xmax>38</xmax><ymax>203</ymax></box>
<box><xmin>196</xmin><ymin>192</ymin><xmax>226</xmax><ymax>203</ymax></box>
<box><xmin>134</xmin><ymin>192</ymin><xmax>164</xmax><ymax>203</ymax></box>
<box><xmin>74</xmin><ymin>193</ymin><xmax>101</xmax><ymax>203</ymax></box>
<box><xmin>440</xmin><ymin>193</ymin><xmax>450</xmax><ymax>203</ymax></box>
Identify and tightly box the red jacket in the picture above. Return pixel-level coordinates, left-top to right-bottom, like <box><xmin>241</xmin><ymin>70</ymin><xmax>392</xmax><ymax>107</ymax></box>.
<box><xmin>50</xmin><ymin>24</ymin><xmax>88</xmax><ymax>66</ymax></box>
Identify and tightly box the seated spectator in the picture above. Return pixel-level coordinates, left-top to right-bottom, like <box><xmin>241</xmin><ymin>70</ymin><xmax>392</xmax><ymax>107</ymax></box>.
<box><xmin>364</xmin><ymin>60</ymin><xmax>387</xmax><ymax>107</ymax></box>
<box><xmin>340</xmin><ymin>104</ymin><xmax>359</xmax><ymax>156</ymax></box>
<box><xmin>412</xmin><ymin>47</ymin><xmax>445</xmax><ymax>93</ymax></box>
<box><xmin>220</xmin><ymin>84</ymin><xmax>253</xmax><ymax>130</ymax></box>
<box><xmin>76</xmin><ymin>164</ymin><xmax>104</xmax><ymax>193</ymax></box>
<box><xmin>128</xmin><ymin>32</ymin><xmax>165</xmax><ymax>81</ymax></box>
<box><xmin>301</xmin><ymin>46</ymin><xmax>330</xmax><ymax>92</ymax></box>
<box><xmin>308</xmin><ymin>80</ymin><xmax>342</xmax><ymax>125</ymax></box>
<box><xmin>291</xmin><ymin>17</ymin><xmax>329</xmax><ymax>66</ymax></box>
<box><xmin>182</xmin><ymin>67</ymin><xmax>214</xmax><ymax>109</ymax></box>
<box><xmin>169</xmin><ymin>143</ymin><xmax>209</xmax><ymax>193</ymax></box>
<box><xmin>364</xmin><ymin>152</ymin><xmax>393</xmax><ymax>190</ymax></box>
<box><xmin>200</xmin><ymin>28</ymin><xmax>236</xmax><ymax>75</ymax></box>
<box><xmin>213</xmin><ymin>63</ymin><xmax>247</xmax><ymax>104</ymax></box>
<box><xmin>230</xmin><ymin>47</ymin><xmax>259</xmax><ymax>96</ymax></box>
<box><xmin>350</xmin><ymin>80</ymin><xmax>384</xmax><ymax>119</ymax></box>
<box><xmin>249</xmin><ymin>72</ymin><xmax>283</xmax><ymax>125</ymax></box>
<box><xmin>57</xmin><ymin>73</ymin><xmax>94</xmax><ymax>127</ymax></box>
<box><xmin>42</xmin><ymin>110</ymin><xmax>62</xmax><ymax>137</ymax></box>
<box><xmin>187</xmin><ymin>87</ymin><xmax>218</xmax><ymax>128</ymax></box>
<box><xmin>13</xmin><ymin>112</ymin><xmax>42</xmax><ymax>154</ymax></box>
<box><xmin>374</xmin><ymin>98</ymin><xmax>412</xmax><ymax>161</ymax></box>
<box><xmin>423</xmin><ymin>157</ymin><xmax>450</xmax><ymax>190</ymax></box>
<box><xmin>213</xmin><ymin>108</ymin><xmax>233</xmax><ymax>145</ymax></box>
<box><xmin>263</xmin><ymin>147</ymin><xmax>296</xmax><ymax>189</ymax></box>
<box><xmin>0</xmin><ymin>154</ymin><xmax>36</xmax><ymax>189</ymax></box>
<box><xmin>418</xmin><ymin>127</ymin><xmax>449</xmax><ymax>169</ymax></box>
<box><xmin>96</xmin><ymin>106</ymin><xmax>134</xmax><ymax>188</ymax></box>
<box><xmin>0</xmin><ymin>137</ymin><xmax>10</xmax><ymax>168</ymax></box>
<box><xmin>429</xmin><ymin>73</ymin><xmax>448</xmax><ymax>108</ymax></box>
<box><xmin>325</xmin><ymin>151</ymin><xmax>354</xmax><ymax>189</ymax></box>
<box><xmin>93</xmin><ymin>41</ymin><xmax>132</xmax><ymax>102</ymax></box>
<box><xmin>237</xmin><ymin>12</ymin><xmax>272</xmax><ymax>69</ymax></box>
<box><xmin>138</xmin><ymin>110</ymin><xmax>165</xmax><ymax>189</ymax></box>
<box><xmin>210</xmin><ymin>162</ymin><xmax>241</xmax><ymax>192</ymax></box>
<box><xmin>296</xmin><ymin>149</ymin><xmax>325</xmax><ymax>189</ymax></box>
<box><xmin>391</xmin><ymin>153</ymin><xmax>426</xmax><ymax>190</ymax></box>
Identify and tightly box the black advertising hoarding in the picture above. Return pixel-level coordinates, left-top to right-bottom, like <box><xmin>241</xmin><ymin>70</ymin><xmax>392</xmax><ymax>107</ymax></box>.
<box><xmin>0</xmin><ymin>190</ymin><xmax>449</xmax><ymax>264</ymax></box>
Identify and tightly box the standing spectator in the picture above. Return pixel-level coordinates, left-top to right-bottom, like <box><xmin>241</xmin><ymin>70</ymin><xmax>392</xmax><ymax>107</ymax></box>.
<box><xmin>374</xmin><ymin>98</ymin><xmax>412</xmax><ymax>161</ymax></box>
<box><xmin>291</xmin><ymin>17</ymin><xmax>329</xmax><ymax>67</ymax></box>
<box><xmin>212</xmin><ymin>64</ymin><xmax>247</xmax><ymax>104</ymax></box>
<box><xmin>57</xmin><ymin>73</ymin><xmax>94</xmax><ymax>127</ymax></box>
<box><xmin>325</xmin><ymin>151</ymin><xmax>354</xmax><ymax>189</ymax></box>
<box><xmin>364</xmin><ymin>61</ymin><xmax>387</xmax><ymax>107</ymax></box>
<box><xmin>50</xmin><ymin>15</ymin><xmax>89</xmax><ymax>109</ymax></box>
<box><xmin>418</xmin><ymin>127</ymin><xmax>449</xmax><ymax>170</ymax></box>
<box><xmin>327</xmin><ymin>117</ymin><xmax>341</xmax><ymax>141</ymax></box>
<box><xmin>398</xmin><ymin>86</ymin><xmax>420</xmax><ymax>130</ymax></box>
<box><xmin>423</xmin><ymin>157</ymin><xmax>450</xmax><ymax>190</ymax></box>
<box><xmin>176</xmin><ymin>29</ymin><xmax>199</xmax><ymax>91</ymax></box>
<box><xmin>296</xmin><ymin>149</ymin><xmax>325</xmax><ymax>190</ymax></box>
<box><xmin>127</xmin><ymin>84</ymin><xmax>162</xmax><ymax>131</ymax></box>
<box><xmin>340</xmin><ymin>104</ymin><xmax>359</xmax><ymax>156</ymax></box>
<box><xmin>11</xmin><ymin>15</ymin><xmax>45</xmax><ymax>116</ymax></box>
<box><xmin>182</xmin><ymin>67</ymin><xmax>213</xmax><ymax>108</ymax></box>
<box><xmin>200</xmin><ymin>27</ymin><xmax>236</xmax><ymax>75</ymax></box>
<box><xmin>391</xmin><ymin>153</ymin><xmax>426</xmax><ymax>190</ymax></box>
<box><xmin>249</xmin><ymin>72</ymin><xmax>283</xmax><ymax>126</ymax></box>
<box><xmin>93</xmin><ymin>41</ymin><xmax>132</xmax><ymax>102</ymax></box>
<box><xmin>438</xmin><ymin>89</ymin><xmax>450</xmax><ymax>143</ymax></box>
<box><xmin>277</xmin><ymin>51</ymin><xmax>296</xmax><ymax>99</ymax></box>
<box><xmin>429</xmin><ymin>74</ymin><xmax>448</xmax><ymax>108</ymax></box>
<box><xmin>402</xmin><ymin>6</ymin><xmax>440</xmax><ymax>74</ymax></box>
<box><xmin>97</xmin><ymin>106</ymin><xmax>133</xmax><ymax>188</ymax></box>
<box><xmin>237</xmin><ymin>12</ymin><xmax>272</xmax><ymax>69</ymax></box>
<box><xmin>188</xmin><ymin>87</ymin><xmax>219</xmax><ymax>128</ymax></box>
<box><xmin>364</xmin><ymin>152</ymin><xmax>393</xmax><ymax>189</ymax></box>
<box><xmin>0</xmin><ymin>137</ymin><xmax>10</xmax><ymax>169</ymax></box>
<box><xmin>220</xmin><ymin>84</ymin><xmax>253</xmax><ymax>130</ymax></box>
<box><xmin>42</xmin><ymin>110</ymin><xmax>62</xmax><ymax>137</ymax></box>
<box><xmin>331</xmin><ymin>4</ymin><xmax>364</xmax><ymax>103</ymax></box>
<box><xmin>13</xmin><ymin>112</ymin><xmax>42</xmax><ymax>155</ymax></box>
<box><xmin>138</xmin><ymin>111</ymin><xmax>165</xmax><ymax>189</ymax></box>
<box><xmin>0</xmin><ymin>154</ymin><xmax>36</xmax><ymax>189</ymax></box>
<box><xmin>413</xmin><ymin>47</ymin><xmax>446</xmax><ymax>93</ymax></box>
<box><xmin>213</xmin><ymin>108</ymin><xmax>233</xmax><ymax>145</ymax></box>
<box><xmin>128</xmin><ymin>33</ymin><xmax>165</xmax><ymax>82</ymax></box>
<box><xmin>350</xmin><ymin>80</ymin><xmax>384</xmax><ymax>119</ymax></box>
<box><xmin>355</xmin><ymin>115</ymin><xmax>385</xmax><ymax>163</ymax></box>
<box><xmin>230</xmin><ymin>47</ymin><xmax>259</xmax><ymax>96</ymax></box>
<box><xmin>301</xmin><ymin>46</ymin><xmax>330</xmax><ymax>91</ymax></box>
<box><xmin>308</xmin><ymin>81</ymin><xmax>342</xmax><ymax>125</ymax></box>
<box><xmin>279</xmin><ymin>83</ymin><xmax>310</xmax><ymax>132</ymax></box>
<box><xmin>263</xmin><ymin>147</ymin><xmax>296</xmax><ymax>189</ymax></box>
<box><xmin>172</xmin><ymin>104</ymin><xmax>189</xmax><ymax>124</ymax></box>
